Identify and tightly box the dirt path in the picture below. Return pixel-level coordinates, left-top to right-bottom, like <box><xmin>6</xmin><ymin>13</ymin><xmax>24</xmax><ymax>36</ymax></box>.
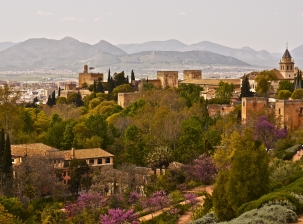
<box><xmin>177</xmin><ymin>185</ymin><xmax>214</xmax><ymax>224</ymax></box>
<box><xmin>139</xmin><ymin>185</ymin><xmax>213</xmax><ymax>223</ymax></box>
<box><xmin>295</xmin><ymin>215</ymin><xmax>303</xmax><ymax>224</ymax></box>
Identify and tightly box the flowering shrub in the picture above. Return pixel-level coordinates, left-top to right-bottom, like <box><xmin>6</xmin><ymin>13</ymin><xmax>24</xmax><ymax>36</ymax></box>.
<box><xmin>100</xmin><ymin>208</ymin><xmax>139</xmax><ymax>224</ymax></box>
<box><xmin>65</xmin><ymin>193</ymin><xmax>106</xmax><ymax>217</ymax></box>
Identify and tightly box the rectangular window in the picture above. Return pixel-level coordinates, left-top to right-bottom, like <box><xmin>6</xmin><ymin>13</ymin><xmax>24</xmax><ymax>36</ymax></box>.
<box><xmin>105</xmin><ymin>157</ymin><xmax>110</xmax><ymax>163</ymax></box>
<box><xmin>64</xmin><ymin>161</ymin><xmax>69</xmax><ymax>168</ymax></box>
<box><xmin>89</xmin><ymin>159</ymin><xmax>94</xmax><ymax>165</ymax></box>
<box><xmin>97</xmin><ymin>158</ymin><xmax>102</xmax><ymax>164</ymax></box>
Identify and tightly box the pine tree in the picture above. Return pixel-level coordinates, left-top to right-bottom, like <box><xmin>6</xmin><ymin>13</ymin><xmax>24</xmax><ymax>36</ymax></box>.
<box><xmin>131</xmin><ymin>70</ymin><xmax>135</xmax><ymax>82</ymax></box>
<box><xmin>240</xmin><ymin>75</ymin><xmax>253</xmax><ymax>99</ymax></box>
<box><xmin>0</xmin><ymin>129</ymin><xmax>4</xmax><ymax>161</ymax></box>
<box><xmin>107</xmin><ymin>68</ymin><xmax>111</xmax><ymax>83</ymax></box>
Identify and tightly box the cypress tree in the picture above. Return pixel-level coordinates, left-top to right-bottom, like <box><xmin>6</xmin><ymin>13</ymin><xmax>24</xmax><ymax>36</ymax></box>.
<box><xmin>47</xmin><ymin>95</ymin><xmax>52</xmax><ymax>106</ymax></box>
<box><xmin>52</xmin><ymin>90</ymin><xmax>56</xmax><ymax>105</ymax></box>
<box><xmin>2</xmin><ymin>134</ymin><xmax>12</xmax><ymax>175</ymax></box>
<box><xmin>131</xmin><ymin>70</ymin><xmax>135</xmax><ymax>82</ymax></box>
<box><xmin>0</xmin><ymin>128</ymin><xmax>4</xmax><ymax>161</ymax></box>
<box><xmin>97</xmin><ymin>79</ymin><xmax>104</xmax><ymax>93</ymax></box>
<box><xmin>75</xmin><ymin>92</ymin><xmax>84</xmax><ymax>107</ymax></box>
<box><xmin>240</xmin><ymin>75</ymin><xmax>253</xmax><ymax>99</ymax></box>
<box><xmin>107</xmin><ymin>68</ymin><xmax>111</xmax><ymax>83</ymax></box>
<box><xmin>109</xmin><ymin>77</ymin><xmax>115</xmax><ymax>93</ymax></box>
<box><xmin>58</xmin><ymin>87</ymin><xmax>61</xmax><ymax>97</ymax></box>
<box><xmin>127</xmin><ymin>75</ymin><xmax>129</xmax><ymax>84</ymax></box>
<box><xmin>93</xmin><ymin>80</ymin><xmax>97</xmax><ymax>93</ymax></box>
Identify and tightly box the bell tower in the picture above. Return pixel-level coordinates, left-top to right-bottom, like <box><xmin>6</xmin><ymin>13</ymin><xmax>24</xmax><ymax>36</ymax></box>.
<box><xmin>279</xmin><ymin>44</ymin><xmax>295</xmax><ymax>79</ymax></box>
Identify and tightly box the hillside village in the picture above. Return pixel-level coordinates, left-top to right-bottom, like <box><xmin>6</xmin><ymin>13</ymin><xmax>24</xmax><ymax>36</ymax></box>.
<box><xmin>1</xmin><ymin>46</ymin><xmax>303</xmax><ymax>223</ymax></box>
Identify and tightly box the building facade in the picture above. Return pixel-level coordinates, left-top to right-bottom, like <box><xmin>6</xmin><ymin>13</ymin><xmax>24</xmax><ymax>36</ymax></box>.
<box><xmin>79</xmin><ymin>65</ymin><xmax>103</xmax><ymax>88</ymax></box>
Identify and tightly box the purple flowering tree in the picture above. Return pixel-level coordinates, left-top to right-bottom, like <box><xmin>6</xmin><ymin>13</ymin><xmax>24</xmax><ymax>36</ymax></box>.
<box><xmin>65</xmin><ymin>193</ymin><xmax>106</xmax><ymax>217</ymax></box>
<box><xmin>184</xmin><ymin>193</ymin><xmax>198</xmax><ymax>215</ymax></box>
<box><xmin>184</xmin><ymin>154</ymin><xmax>218</xmax><ymax>185</ymax></box>
<box><xmin>141</xmin><ymin>190</ymin><xmax>172</xmax><ymax>219</ymax></box>
<box><xmin>128</xmin><ymin>191</ymin><xmax>140</xmax><ymax>205</ymax></box>
<box><xmin>100</xmin><ymin>208</ymin><xmax>139</xmax><ymax>224</ymax></box>
<box><xmin>254</xmin><ymin>116</ymin><xmax>287</xmax><ymax>150</ymax></box>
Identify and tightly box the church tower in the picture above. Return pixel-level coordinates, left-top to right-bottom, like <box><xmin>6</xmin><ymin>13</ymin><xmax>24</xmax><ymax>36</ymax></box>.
<box><xmin>279</xmin><ymin>46</ymin><xmax>295</xmax><ymax>79</ymax></box>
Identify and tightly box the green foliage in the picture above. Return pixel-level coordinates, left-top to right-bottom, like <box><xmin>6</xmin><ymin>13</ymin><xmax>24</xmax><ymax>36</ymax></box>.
<box><xmin>212</xmin><ymin>168</ymin><xmax>235</xmax><ymax>221</ymax></box>
<box><xmin>255</xmin><ymin>70</ymin><xmax>278</xmax><ymax>95</ymax></box>
<box><xmin>192</xmin><ymin>193</ymin><xmax>213</xmax><ymax>220</ymax></box>
<box><xmin>111</xmin><ymin>83</ymin><xmax>134</xmax><ymax>99</ymax></box>
<box><xmin>277</xmin><ymin>90</ymin><xmax>292</xmax><ymax>99</ymax></box>
<box><xmin>240</xmin><ymin>75</ymin><xmax>253</xmax><ymax>99</ymax></box>
<box><xmin>0</xmin><ymin>197</ymin><xmax>28</xmax><ymax>221</ymax></box>
<box><xmin>190</xmin><ymin>211</ymin><xmax>218</xmax><ymax>224</ymax></box>
<box><xmin>41</xmin><ymin>203</ymin><xmax>67</xmax><ymax>224</ymax></box>
<box><xmin>222</xmin><ymin>205</ymin><xmax>297</xmax><ymax>224</ymax></box>
<box><xmin>56</xmin><ymin>97</ymin><xmax>67</xmax><ymax>104</ymax></box>
<box><xmin>291</xmin><ymin>89</ymin><xmax>303</xmax><ymax>99</ymax></box>
<box><xmin>121</xmin><ymin>99</ymin><xmax>146</xmax><ymax>116</ymax></box>
<box><xmin>277</xmin><ymin>80</ymin><xmax>293</xmax><ymax>92</ymax></box>
<box><xmin>177</xmin><ymin>84</ymin><xmax>203</xmax><ymax>107</ymax></box>
<box><xmin>214</xmin><ymin>81</ymin><xmax>234</xmax><ymax>102</ymax></box>
<box><xmin>175</xmin><ymin>116</ymin><xmax>204</xmax><ymax>163</ymax></box>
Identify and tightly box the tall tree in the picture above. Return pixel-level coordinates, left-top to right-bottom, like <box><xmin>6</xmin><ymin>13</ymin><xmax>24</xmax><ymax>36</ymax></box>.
<box><xmin>47</xmin><ymin>95</ymin><xmax>52</xmax><ymax>106</ymax></box>
<box><xmin>75</xmin><ymin>92</ymin><xmax>84</xmax><ymax>107</ymax></box>
<box><xmin>58</xmin><ymin>87</ymin><xmax>61</xmax><ymax>97</ymax></box>
<box><xmin>51</xmin><ymin>90</ymin><xmax>56</xmax><ymax>105</ymax></box>
<box><xmin>131</xmin><ymin>70</ymin><xmax>135</xmax><ymax>82</ymax></box>
<box><xmin>96</xmin><ymin>79</ymin><xmax>105</xmax><ymax>93</ymax></box>
<box><xmin>93</xmin><ymin>80</ymin><xmax>97</xmax><ymax>93</ymax></box>
<box><xmin>107</xmin><ymin>68</ymin><xmax>111</xmax><ymax>83</ymax></box>
<box><xmin>215</xmin><ymin>81</ymin><xmax>234</xmax><ymax>102</ymax></box>
<box><xmin>240</xmin><ymin>75</ymin><xmax>253</xmax><ymax>99</ymax></box>
<box><xmin>293</xmin><ymin>70</ymin><xmax>302</xmax><ymax>90</ymax></box>
<box><xmin>255</xmin><ymin>70</ymin><xmax>278</xmax><ymax>96</ymax></box>
<box><xmin>109</xmin><ymin>77</ymin><xmax>115</xmax><ymax>93</ymax></box>
<box><xmin>2</xmin><ymin>133</ymin><xmax>12</xmax><ymax>175</ymax></box>
<box><xmin>0</xmin><ymin>129</ymin><xmax>4</xmax><ymax>166</ymax></box>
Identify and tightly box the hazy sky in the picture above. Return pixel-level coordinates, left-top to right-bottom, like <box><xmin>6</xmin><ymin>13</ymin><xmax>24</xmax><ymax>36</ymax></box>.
<box><xmin>1</xmin><ymin>0</ymin><xmax>303</xmax><ymax>52</ymax></box>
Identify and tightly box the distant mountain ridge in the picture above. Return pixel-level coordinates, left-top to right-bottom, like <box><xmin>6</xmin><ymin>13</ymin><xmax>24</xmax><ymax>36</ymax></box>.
<box><xmin>117</xmin><ymin>40</ymin><xmax>275</xmax><ymax>65</ymax></box>
<box><xmin>0</xmin><ymin>37</ymin><xmax>249</xmax><ymax>72</ymax></box>
<box><xmin>0</xmin><ymin>42</ymin><xmax>18</xmax><ymax>52</ymax></box>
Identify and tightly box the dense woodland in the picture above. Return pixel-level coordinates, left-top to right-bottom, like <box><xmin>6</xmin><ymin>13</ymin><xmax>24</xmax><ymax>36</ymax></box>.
<box><xmin>0</xmin><ymin>70</ymin><xmax>303</xmax><ymax>223</ymax></box>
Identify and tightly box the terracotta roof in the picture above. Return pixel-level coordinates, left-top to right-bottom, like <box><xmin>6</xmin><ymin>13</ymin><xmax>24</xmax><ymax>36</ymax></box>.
<box><xmin>73</xmin><ymin>148</ymin><xmax>114</xmax><ymax>160</ymax></box>
<box><xmin>11</xmin><ymin>143</ymin><xmax>59</xmax><ymax>157</ymax></box>
<box><xmin>241</xmin><ymin>71</ymin><xmax>259</xmax><ymax>80</ymax></box>
<box><xmin>180</xmin><ymin>79</ymin><xmax>241</xmax><ymax>86</ymax></box>
<box><xmin>272</xmin><ymin>68</ymin><xmax>285</xmax><ymax>79</ymax></box>
<box><xmin>282</xmin><ymin>49</ymin><xmax>292</xmax><ymax>58</ymax></box>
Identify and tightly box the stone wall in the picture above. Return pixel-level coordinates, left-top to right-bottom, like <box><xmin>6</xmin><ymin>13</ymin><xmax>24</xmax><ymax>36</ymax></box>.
<box><xmin>241</xmin><ymin>97</ymin><xmax>268</xmax><ymax>124</ymax></box>
<box><xmin>157</xmin><ymin>71</ymin><xmax>178</xmax><ymax>88</ymax></box>
<box><xmin>183</xmin><ymin>70</ymin><xmax>202</xmax><ymax>80</ymax></box>
<box><xmin>117</xmin><ymin>92</ymin><xmax>141</xmax><ymax>108</ymax></box>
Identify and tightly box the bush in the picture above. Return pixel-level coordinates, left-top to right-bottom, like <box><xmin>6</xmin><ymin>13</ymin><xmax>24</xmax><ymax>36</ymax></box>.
<box><xmin>237</xmin><ymin>192</ymin><xmax>300</xmax><ymax>216</ymax></box>
<box><xmin>190</xmin><ymin>211</ymin><xmax>218</xmax><ymax>224</ymax></box>
<box><xmin>193</xmin><ymin>193</ymin><xmax>213</xmax><ymax>220</ymax></box>
<box><xmin>221</xmin><ymin>205</ymin><xmax>297</xmax><ymax>224</ymax></box>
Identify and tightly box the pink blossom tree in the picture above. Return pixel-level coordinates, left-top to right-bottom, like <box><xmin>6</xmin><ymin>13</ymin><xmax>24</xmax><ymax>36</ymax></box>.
<box><xmin>184</xmin><ymin>193</ymin><xmax>198</xmax><ymax>215</ymax></box>
<box><xmin>65</xmin><ymin>193</ymin><xmax>106</xmax><ymax>217</ymax></box>
<box><xmin>100</xmin><ymin>208</ymin><xmax>139</xmax><ymax>224</ymax></box>
<box><xmin>254</xmin><ymin>116</ymin><xmax>287</xmax><ymax>150</ymax></box>
<box><xmin>184</xmin><ymin>154</ymin><xmax>218</xmax><ymax>185</ymax></box>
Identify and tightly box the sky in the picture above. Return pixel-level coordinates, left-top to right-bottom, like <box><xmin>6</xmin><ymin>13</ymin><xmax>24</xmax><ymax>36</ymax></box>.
<box><xmin>1</xmin><ymin>0</ymin><xmax>303</xmax><ymax>52</ymax></box>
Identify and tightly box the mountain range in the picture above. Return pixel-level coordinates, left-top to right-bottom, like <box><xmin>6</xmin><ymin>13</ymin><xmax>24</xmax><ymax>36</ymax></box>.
<box><xmin>1</xmin><ymin>37</ymin><xmax>303</xmax><ymax>73</ymax></box>
<box><xmin>0</xmin><ymin>37</ymin><xmax>249</xmax><ymax>72</ymax></box>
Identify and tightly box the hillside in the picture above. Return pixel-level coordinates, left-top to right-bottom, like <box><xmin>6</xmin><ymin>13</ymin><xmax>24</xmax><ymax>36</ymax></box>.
<box><xmin>0</xmin><ymin>38</ymin><xmax>249</xmax><ymax>72</ymax></box>
<box><xmin>0</xmin><ymin>42</ymin><xmax>17</xmax><ymax>52</ymax></box>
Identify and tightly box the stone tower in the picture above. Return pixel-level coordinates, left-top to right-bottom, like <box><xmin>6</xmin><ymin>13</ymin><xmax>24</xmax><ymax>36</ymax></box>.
<box><xmin>279</xmin><ymin>47</ymin><xmax>295</xmax><ymax>79</ymax></box>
